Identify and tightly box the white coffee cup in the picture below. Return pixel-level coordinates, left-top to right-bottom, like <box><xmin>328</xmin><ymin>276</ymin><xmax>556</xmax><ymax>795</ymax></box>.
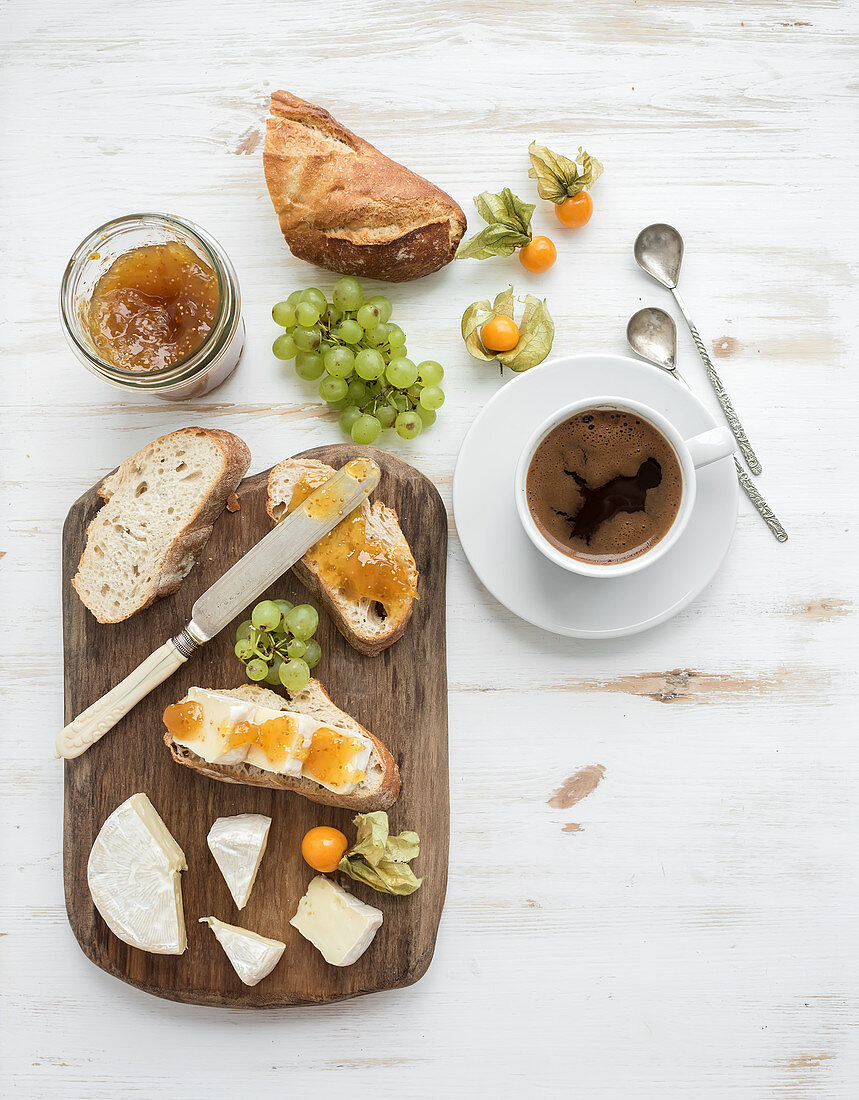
<box><xmin>514</xmin><ymin>397</ymin><xmax>735</xmax><ymax>578</ymax></box>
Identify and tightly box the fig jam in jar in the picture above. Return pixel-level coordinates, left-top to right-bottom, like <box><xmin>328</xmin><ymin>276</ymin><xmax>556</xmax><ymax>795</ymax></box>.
<box><xmin>60</xmin><ymin>214</ymin><xmax>244</xmax><ymax>400</ymax></box>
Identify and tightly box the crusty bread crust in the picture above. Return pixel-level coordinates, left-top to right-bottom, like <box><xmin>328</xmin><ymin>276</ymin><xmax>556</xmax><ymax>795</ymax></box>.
<box><xmin>73</xmin><ymin>428</ymin><xmax>251</xmax><ymax>624</ymax></box>
<box><xmin>266</xmin><ymin>459</ymin><xmax>417</xmax><ymax>657</ymax></box>
<box><xmin>163</xmin><ymin>682</ymin><xmax>401</xmax><ymax>810</ymax></box>
<box><xmin>263</xmin><ymin>90</ymin><xmax>466</xmax><ymax>283</ymax></box>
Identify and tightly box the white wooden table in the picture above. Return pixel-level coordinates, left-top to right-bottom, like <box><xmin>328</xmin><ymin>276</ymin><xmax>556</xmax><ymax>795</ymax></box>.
<box><xmin>2</xmin><ymin>1</ymin><xmax>857</xmax><ymax>1095</ymax></box>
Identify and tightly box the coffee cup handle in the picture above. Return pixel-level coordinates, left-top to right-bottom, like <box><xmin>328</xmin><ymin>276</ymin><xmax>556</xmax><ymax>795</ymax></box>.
<box><xmin>684</xmin><ymin>426</ymin><xmax>735</xmax><ymax>469</ymax></box>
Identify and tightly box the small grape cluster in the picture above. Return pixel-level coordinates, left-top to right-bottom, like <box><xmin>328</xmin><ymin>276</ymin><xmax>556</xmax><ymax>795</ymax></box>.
<box><xmin>272</xmin><ymin>277</ymin><xmax>445</xmax><ymax>444</ymax></box>
<box><xmin>235</xmin><ymin>599</ymin><xmax>321</xmax><ymax>693</ymax></box>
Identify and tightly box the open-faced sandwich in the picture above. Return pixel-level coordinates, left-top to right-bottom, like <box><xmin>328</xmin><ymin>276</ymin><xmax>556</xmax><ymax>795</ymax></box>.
<box><xmin>266</xmin><ymin>458</ymin><xmax>418</xmax><ymax>656</ymax></box>
<box><xmin>163</xmin><ymin>682</ymin><xmax>400</xmax><ymax>810</ymax></box>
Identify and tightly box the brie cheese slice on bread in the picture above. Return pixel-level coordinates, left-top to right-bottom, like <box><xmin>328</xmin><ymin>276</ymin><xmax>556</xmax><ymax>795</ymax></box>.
<box><xmin>200</xmin><ymin>916</ymin><xmax>285</xmax><ymax>986</ymax></box>
<box><xmin>207</xmin><ymin>814</ymin><xmax>271</xmax><ymax>910</ymax></box>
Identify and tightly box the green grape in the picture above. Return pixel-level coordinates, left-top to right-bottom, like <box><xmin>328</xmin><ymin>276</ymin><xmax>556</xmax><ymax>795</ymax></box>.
<box><xmin>388</xmin><ymin>345</ymin><xmax>408</xmax><ymax>360</ymax></box>
<box><xmin>328</xmin><ymin>396</ymin><xmax>349</xmax><ymax>411</ymax></box>
<box><xmin>385</xmin><ymin>357</ymin><xmax>418</xmax><ymax>388</ymax></box>
<box><xmin>295</xmin><ymin>351</ymin><xmax>324</xmax><ymax>380</ymax></box>
<box><xmin>351</xmin><ymin>413</ymin><xmax>381</xmax><ymax>445</ymax></box>
<box><xmin>418</xmin><ymin>360</ymin><xmax>444</xmax><ymax>385</ymax></box>
<box><xmin>395</xmin><ymin>410</ymin><xmax>423</xmax><ymax>439</ymax></box>
<box><xmin>319</xmin><ymin>375</ymin><xmax>348</xmax><ymax>403</ymax></box>
<box><xmin>286</xmin><ymin>603</ymin><xmax>319</xmax><ymax>641</ymax></box>
<box><xmin>338</xmin><ymin>319</ymin><xmax>363</xmax><ymax>345</ymax></box>
<box><xmin>252</xmin><ymin>599</ymin><xmax>282</xmax><ymax>631</ymax></box>
<box><xmin>265</xmin><ymin>657</ymin><xmax>285</xmax><ymax>686</ymax></box>
<box><xmin>356</xmin><ymin>303</ymin><xmax>381</xmax><ymax>331</ymax></box>
<box><xmin>326</xmin><ymin>306</ymin><xmax>344</xmax><ymax>328</ymax></box>
<box><xmin>246</xmin><ymin>657</ymin><xmax>269</xmax><ymax>682</ymax></box>
<box><xmin>347</xmin><ymin>378</ymin><xmax>369</xmax><ymax>405</ymax></box>
<box><xmin>354</xmin><ymin>348</ymin><xmax>386</xmax><ymax>380</ymax></box>
<box><xmin>376</xmin><ymin>404</ymin><xmax>397</xmax><ymax>429</ymax></box>
<box><xmin>286</xmin><ymin>638</ymin><xmax>307</xmax><ymax>659</ymax></box>
<box><xmin>339</xmin><ymin>405</ymin><xmax>363</xmax><ymax>434</ymax></box>
<box><xmin>392</xmin><ymin>391</ymin><xmax>410</xmax><ymax>412</ymax></box>
<box><xmin>279</xmin><ymin>658</ymin><xmax>311</xmax><ymax>693</ymax></box>
<box><xmin>366</xmin><ymin>295</ymin><xmax>393</xmax><ymax>323</ymax></box>
<box><xmin>286</xmin><ymin>290</ymin><xmax>303</xmax><ymax>307</ymax></box>
<box><xmin>318</xmin><ymin>340</ymin><xmax>334</xmax><ymax>358</ymax></box>
<box><xmin>302</xmin><ymin>287</ymin><xmax>328</xmax><ymax>314</ymax></box>
<box><xmin>272</xmin><ymin>334</ymin><xmax>297</xmax><ymax>360</ymax></box>
<box><xmin>272</xmin><ymin>301</ymin><xmax>296</xmax><ymax>328</ymax></box>
<box><xmin>274</xmin><ymin>599</ymin><xmax>294</xmax><ymax>618</ymax></box>
<box><xmin>407</xmin><ymin>383</ymin><xmax>424</xmax><ymax>403</ymax></box>
<box><xmin>296</xmin><ymin>301</ymin><xmax>321</xmax><ymax>327</ymax></box>
<box><xmin>235</xmin><ymin>619</ymin><xmax>254</xmax><ymax>642</ymax></box>
<box><xmin>387</xmin><ymin>324</ymin><xmax>406</xmax><ymax>348</ymax></box>
<box><xmin>365</xmin><ymin>323</ymin><xmax>390</xmax><ymax>348</ymax></box>
<box><xmin>303</xmin><ymin>638</ymin><xmax>322</xmax><ymax>669</ymax></box>
<box><xmin>293</xmin><ymin>325</ymin><xmax>321</xmax><ymax>352</ymax></box>
<box><xmin>234</xmin><ymin>638</ymin><xmax>253</xmax><ymax>660</ymax></box>
<box><xmin>420</xmin><ymin>385</ymin><xmax>445</xmax><ymax>410</ymax></box>
<box><xmin>323</xmin><ymin>346</ymin><xmax>355</xmax><ymax>379</ymax></box>
<box><xmin>417</xmin><ymin>405</ymin><xmax>437</xmax><ymax>427</ymax></box>
<box><xmin>332</xmin><ymin>276</ymin><xmax>364</xmax><ymax>312</ymax></box>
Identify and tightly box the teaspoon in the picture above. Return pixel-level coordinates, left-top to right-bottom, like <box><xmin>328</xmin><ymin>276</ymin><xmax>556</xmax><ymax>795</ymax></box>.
<box><xmin>634</xmin><ymin>224</ymin><xmax>763</xmax><ymax>476</ymax></box>
<box><xmin>627</xmin><ymin>307</ymin><xmax>787</xmax><ymax>543</ymax></box>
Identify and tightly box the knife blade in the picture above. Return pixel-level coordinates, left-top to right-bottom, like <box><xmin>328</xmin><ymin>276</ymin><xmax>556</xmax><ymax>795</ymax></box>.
<box><xmin>56</xmin><ymin>457</ymin><xmax>381</xmax><ymax>760</ymax></box>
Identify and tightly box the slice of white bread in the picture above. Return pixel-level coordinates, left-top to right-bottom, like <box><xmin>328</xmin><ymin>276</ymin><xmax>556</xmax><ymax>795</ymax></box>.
<box><xmin>72</xmin><ymin>428</ymin><xmax>251</xmax><ymax>624</ymax></box>
<box><xmin>266</xmin><ymin>458</ymin><xmax>417</xmax><ymax>656</ymax></box>
<box><xmin>163</xmin><ymin>682</ymin><xmax>401</xmax><ymax>810</ymax></box>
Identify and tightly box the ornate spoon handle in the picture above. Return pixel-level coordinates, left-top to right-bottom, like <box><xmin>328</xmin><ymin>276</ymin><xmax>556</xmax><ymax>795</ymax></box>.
<box><xmin>671</xmin><ymin>287</ymin><xmax>763</xmax><ymax>475</ymax></box>
<box><xmin>732</xmin><ymin>457</ymin><xmax>788</xmax><ymax>542</ymax></box>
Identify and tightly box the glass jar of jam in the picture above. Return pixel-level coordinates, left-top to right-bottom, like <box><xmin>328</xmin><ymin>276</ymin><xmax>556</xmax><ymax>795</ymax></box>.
<box><xmin>60</xmin><ymin>213</ymin><xmax>245</xmax><ymax>400</ymax></box>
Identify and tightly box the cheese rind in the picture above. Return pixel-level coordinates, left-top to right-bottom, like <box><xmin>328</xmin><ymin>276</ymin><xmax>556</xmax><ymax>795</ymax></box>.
<box><xmin>207</xmin><ymin>814</ymin><xmax>271</xmax><ymax>909</ymax></box>
<box><xmin>200</xmin><ymin>916</ymin><xmax>285</xmax><ymax>986</ymax></box>
<box><xmin>289</xmin><ymin>875</ymin><xmax>383</xmax><ymax>966</ymax></box>
<box><xmin>87</xmin><ymin>793</ymin><xmax>187</xmax><ymax>954</ymax></box>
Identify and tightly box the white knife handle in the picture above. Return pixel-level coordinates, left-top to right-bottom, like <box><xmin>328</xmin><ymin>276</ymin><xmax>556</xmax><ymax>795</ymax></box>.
<box><xmin>56</xmin><ymin>640</ymin><xmax>188</xmax><ymax>760</ymax></box>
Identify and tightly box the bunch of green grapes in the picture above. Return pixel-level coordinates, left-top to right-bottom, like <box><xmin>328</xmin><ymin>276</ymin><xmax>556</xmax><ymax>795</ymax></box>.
<box><xmin>271</xmin><ymin>277</ymin><xmax>445</xmax><ymax>444</ymax></box>
<box><xmin>235</xmin><ymin>599</ymin><xmax>321</xmax><ymax>693</ymax></box>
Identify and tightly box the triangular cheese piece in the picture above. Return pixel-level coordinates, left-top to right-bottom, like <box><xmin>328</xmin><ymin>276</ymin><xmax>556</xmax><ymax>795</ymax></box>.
<box><xmin>207</xmin><ymin>814</ymin><xmax>271</xmax><ymax>909</ymax></box>
<box><xmin>200</xmin><ymin>917</ymin><xmax>285</xmax><ymax>986</ymax></box>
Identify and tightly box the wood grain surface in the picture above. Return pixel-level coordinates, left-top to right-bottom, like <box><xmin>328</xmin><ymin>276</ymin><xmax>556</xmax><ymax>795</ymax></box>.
<box><xmin>61</xmin><ymin>446</ymin><xmax>448</xmax><ymax>1007</ymax></box>
<box><xmin>2</xmin><ymin>0</ymin><xmax>858</xmax><ymax>1095</ymax></box>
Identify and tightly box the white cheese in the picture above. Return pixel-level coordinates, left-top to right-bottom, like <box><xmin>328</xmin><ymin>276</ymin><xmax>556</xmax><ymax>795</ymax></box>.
<box><xmin>207</xmin><ymin>814</ymin><xmax>271</xmax><ymax>910</ymax></box>
<box><xmin>87</xmin><ymin>793</ymin><xmax>187</xmax><ymax>954</ymax></box>
<box><xmin>289</xmin><ymin>875</ymin><xmax>383</xmax><ymax>966</ymax></box>
<box><xmin>200</xmin><ymin>916</ymin><xmax>285</xmax><ymax>986</ymax></box>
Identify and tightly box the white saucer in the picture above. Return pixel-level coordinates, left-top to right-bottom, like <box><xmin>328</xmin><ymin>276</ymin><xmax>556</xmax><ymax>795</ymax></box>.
<box><xmin>453</xmin><ymin>354</ymin><xmax>738</xmax><ymax>639</ymax></box>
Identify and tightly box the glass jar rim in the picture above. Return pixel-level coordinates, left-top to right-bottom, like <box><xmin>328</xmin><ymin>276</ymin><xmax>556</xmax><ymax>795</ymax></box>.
<box><xmin>59</xmin><ymin>212</ymin><xmax>240</xmax><ymax>389</ymax></box>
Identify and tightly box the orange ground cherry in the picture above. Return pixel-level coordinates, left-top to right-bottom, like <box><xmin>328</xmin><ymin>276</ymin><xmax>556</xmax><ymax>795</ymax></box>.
<box><xmin>518</xmin><ymin>235</ymin><xmax>557</xmax><ymax>273</ymax></box>
<box><xmin>480</xmin><ymin>314</ymin><xmax>520</xmax><ymax>353</ymax></box>
<box><xmin>301</xmin><ymin>825</ymin><xmax>349</xmax><ymax>873</ymax></box>
<box><xmin>555</xmin><ymin>191</ymin><xmax>594</xmax><ymax>228</ymax></box>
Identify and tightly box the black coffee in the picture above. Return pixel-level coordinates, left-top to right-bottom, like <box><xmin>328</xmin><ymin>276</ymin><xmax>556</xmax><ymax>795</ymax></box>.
<box><xmin>526</xmin><ymin>408</ymin><xmax>683</xmax><ymax>565</ymax></box>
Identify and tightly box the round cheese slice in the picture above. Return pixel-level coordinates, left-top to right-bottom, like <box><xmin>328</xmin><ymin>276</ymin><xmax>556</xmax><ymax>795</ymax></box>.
<box><xmin>87</xmin><ymin>793</ymin><xmax>187</xmax><ymax>954</ymax></box>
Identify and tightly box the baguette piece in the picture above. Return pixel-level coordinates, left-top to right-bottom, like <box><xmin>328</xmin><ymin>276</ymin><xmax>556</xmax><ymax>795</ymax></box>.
<box><xmin>164</xmin><ymin>682</ymin><xmax>401</xmax><ymax>810</ymax></box>
<box><xmin>72</xmin><ymin>427</ymin><xmax>251</xmax><ymax>623</ymax></box>
<box><xmin>266</xmin><ymin>458</ymin><xmax>417</xmax><ymax>656</ymax></box>
<box><xmin>263</xmin><ymin>90</ymin><xmax>466</xmax><ymax>282</ymax></box>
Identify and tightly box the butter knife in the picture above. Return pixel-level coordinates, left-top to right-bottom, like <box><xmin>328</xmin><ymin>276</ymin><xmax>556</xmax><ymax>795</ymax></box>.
<box><xmin>57</xmin><ymin>458</ymin><xmax>381</xmax><ymax>760</ymax></box>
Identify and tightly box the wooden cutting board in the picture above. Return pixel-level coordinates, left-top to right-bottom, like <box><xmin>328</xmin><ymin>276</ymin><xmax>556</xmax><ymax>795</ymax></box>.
<box><xmin>61</xmin><ymin>445</ymin><xmax>448</xmax><ymax>1007</ymax></box>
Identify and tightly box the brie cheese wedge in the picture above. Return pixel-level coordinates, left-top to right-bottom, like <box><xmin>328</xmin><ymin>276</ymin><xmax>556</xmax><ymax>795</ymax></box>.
<box><xmin>207</xmin><ymin>814</ymin><xmax>271</xmax><ymax>910</ymax></box>
<box><xmin>200</xmin><ymin>916</ymin><xmax>285</xmax><ymax>986</ymax></box>
<box><xmin>87</xmin><ymin>793</ymin><xmax>187</xmax><ymax>954</ymax></box>
<box><xmin>289</xmin><ymin>875</ymin><xmax>383</xmax><ymax>966</ymax></box>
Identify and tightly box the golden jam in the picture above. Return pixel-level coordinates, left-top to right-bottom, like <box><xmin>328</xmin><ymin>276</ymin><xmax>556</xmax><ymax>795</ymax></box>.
<box><xmin>228</xmin><ymin>715</ymin><xmax>306</xmax><ymax>766</ymax></box>
<box><xmin>289</xmin><ymin>477</ymin><xmax>416</xmax><ymax>618</ymax></box>
<box><xmin>302</xmin><ymin>726</ymin><xmax>366</xmax><ymax>788</ymax></box>
<box><xmin>162</xmin><ymin>700</ymin><xmax>204</xmax><ymax>739</ymax></box>
<box><xmin>86</xmin><ymin>240</ymin><xmax>219</xmax><ymax>372</ymax></box>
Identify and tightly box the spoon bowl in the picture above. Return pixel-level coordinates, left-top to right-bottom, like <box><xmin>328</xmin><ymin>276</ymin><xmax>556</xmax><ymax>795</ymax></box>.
<box><xmin>627</xmin><ymin>307</ymin><xmax>677</xmax><ymax>372</ymax></box>
<box><xmin>634</xmin><ymin>224</ymin><xmax>684</xmax><ymax>289</ymax></box>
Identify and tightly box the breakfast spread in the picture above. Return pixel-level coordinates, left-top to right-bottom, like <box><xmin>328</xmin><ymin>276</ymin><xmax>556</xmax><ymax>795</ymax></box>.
<box><xmin>263</xmin><ymin>90</ymin><xmax>466</xmax><ymax>282</ymax></box>
<box><xmin>72</xmin><ymin>427</ymin><xmax>251</xmax><ymax>623</ymax></box>
<box><xmin>163</xmin><ymin>683</ymin><xmax>401</xmax><ymax>809</ymax></box>
<box><xmin>461</xmin><ymin>286</ymin><xmax>554</xmax><ymax>372</ymax></box>
<box><xmin>289</xmin><ymin>875</ymin><xmax>383</xmax><ymax>966</ymax></box>
<box><xmin>267</xmin><ymin>458</ymin><xmax>418</xmax><ymax>655</ymax></box>
<box><xmin>199</xmin><ymin>917</ymin><xmax>286</xmax><ymax>986</ymax></box>
<box><xmin>207</xmin><ymin>814</ymin><xmax>272</xmax><ymax>910</ymax></box>
<box><xmin>87</xmin><ymin>794</ymin><xmax>187</xmax><ymax>955</ymax></box>
<box><xmin>525</xmin><ymin>408</ymin><xmax>683</xmax><ymax>566</ymax></box>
